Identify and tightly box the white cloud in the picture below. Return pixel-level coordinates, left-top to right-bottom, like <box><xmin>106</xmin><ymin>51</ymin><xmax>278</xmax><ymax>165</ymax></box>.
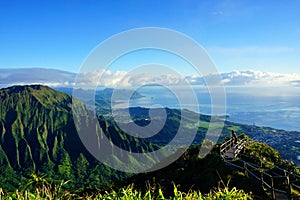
<box><xmin>0</xmin><ymin>68</ymin><xmax>76</xmax><ymax>88</ymax></box>
<box><xmin>186</xmin><ymin>70</ymin><xmax>300</xmax><ymax>87</ymax></box>
<box><xmin>1</xmin><ymin>68</ymin><xmax>300</xmax><ymax>88</ymax></box>
<box><xmin>220</xmin><ymin>70</ymin><xmax>300</xmax><ymax>86</ymax></box>
<box><xmin>75</xmin><ymin>69</ymin><xmax>129</xmax><ymax>87</ymax></box>
<box><xmin>74</xmin><ymin>70</ymin><xmax>186</xmax><ymax>88</ymax></box>
<box><xmin>290</xmin><ymin>80</ymin><xmax>300</xmax><ymax>87</ymax></box>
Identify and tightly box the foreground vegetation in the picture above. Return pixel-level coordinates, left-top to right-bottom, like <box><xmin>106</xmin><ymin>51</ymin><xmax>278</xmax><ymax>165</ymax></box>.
<box><xmin>0</xmin><ymin>180</ymin><xmax>252</xmax><ymax>200</ymax></box>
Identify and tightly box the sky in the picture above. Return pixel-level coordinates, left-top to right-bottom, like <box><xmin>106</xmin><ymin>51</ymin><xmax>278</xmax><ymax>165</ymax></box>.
<box><xmin>0</xmin><ymin>0</ymin><xmax>300</xmax><ymax>75</ymax></box>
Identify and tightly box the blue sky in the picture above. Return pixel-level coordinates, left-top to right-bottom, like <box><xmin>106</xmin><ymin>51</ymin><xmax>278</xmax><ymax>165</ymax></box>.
<box><xmin>0</xmin><ymin>0</ymin><xmax>300</xmax><ymax>74</ymax></box>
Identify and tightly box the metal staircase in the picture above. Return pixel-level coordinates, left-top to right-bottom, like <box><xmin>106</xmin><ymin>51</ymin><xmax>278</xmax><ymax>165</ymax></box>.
<box><xmin>219</xmin><ymin>136</ymin><xmax>300</xmax><ymax>199</ymax></box>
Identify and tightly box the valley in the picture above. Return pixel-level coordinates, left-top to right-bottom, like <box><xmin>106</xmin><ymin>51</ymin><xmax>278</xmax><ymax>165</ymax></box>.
<box><xmin>0</xmin><ymin>85</ymin><xmax>299</xmax><ymax>199</ymax></box>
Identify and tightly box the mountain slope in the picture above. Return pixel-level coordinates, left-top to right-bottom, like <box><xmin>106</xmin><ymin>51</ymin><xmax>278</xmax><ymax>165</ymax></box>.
<box><xmin>0</xmin><ymin>85</ymin><xmax>135</xmax><ymax>191</ymax></box>
<box><xmin>0</xmin><ymin>85</ymin><xmax>81</xmax><ymax>169</ymax></box>
<box><xmin>1</xmin><ymin>84</ymin><xmax>299</xmax><ymax>197</ymax></box>
<box><xmin>0</xmin><ymin>85</ymin><xmax>218</xmax><ymax>191</ymax></box>
<box><xmin>0</xmin><ymin>85</ymin><xmax>171</xmax><ymax>192</ymax></box>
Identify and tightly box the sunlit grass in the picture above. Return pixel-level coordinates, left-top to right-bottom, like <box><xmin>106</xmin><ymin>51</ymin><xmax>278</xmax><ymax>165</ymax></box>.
<box><xmin>0</xmin><ymin>177</ymin><xmax>252</xmax><ymax>200</ymax></box>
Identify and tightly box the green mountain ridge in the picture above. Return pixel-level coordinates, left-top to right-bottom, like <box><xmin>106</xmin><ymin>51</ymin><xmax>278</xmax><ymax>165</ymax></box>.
<box><xmin>0</xmin><ymin>85</ymin><xmax>130</xmax><ymax>190</ymax></box>
<box><xmin>0</xmin><ymin>84</ymin><xmax>299</xmax><ymax>199</ymax></box>
<box><xmin>0</xmin><ymin>85</ymin><xmax>177</xmax><ymax>191</ymax></box>
<box><xmin>0</xmin><ymin>85</ymin><xmax>73</xmax><ymax>169</ymax></box>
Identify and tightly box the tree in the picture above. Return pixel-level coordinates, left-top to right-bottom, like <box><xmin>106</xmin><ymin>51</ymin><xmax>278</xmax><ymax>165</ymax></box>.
<box><xmin>74</xmin><ymin>153</ymin><xmax>89</xmax><ymax>188</ymax></box>
<box><xmin>57</xmin><ymin>153</ymin><xmax>74</xmax><ymax>182</ymax></box>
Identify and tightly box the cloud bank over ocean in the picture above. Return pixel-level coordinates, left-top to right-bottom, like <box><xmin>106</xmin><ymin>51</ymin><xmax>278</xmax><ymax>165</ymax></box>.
<box><xmin>1</xmin><ymin>68</ymin><xmax>300</xmax><ymax>88</ymax></box>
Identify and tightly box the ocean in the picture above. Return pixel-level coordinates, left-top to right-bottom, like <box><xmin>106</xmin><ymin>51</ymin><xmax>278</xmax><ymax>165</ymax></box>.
<box><xmin>124</xmin><ymin>85</ymin><xmax>300</xmax><ymax>132</ymax></box>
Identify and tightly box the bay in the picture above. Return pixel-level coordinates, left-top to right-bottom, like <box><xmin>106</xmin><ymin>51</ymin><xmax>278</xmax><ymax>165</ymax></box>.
<box><xmin>126</xmin><ymin>85</ymin><xmax>300</xmax><ymax>132</ymax></box>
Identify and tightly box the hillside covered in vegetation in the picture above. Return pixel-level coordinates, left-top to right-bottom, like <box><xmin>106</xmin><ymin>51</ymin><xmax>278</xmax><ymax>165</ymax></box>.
<box><xmin>0</xmin><ymin>85</ymin><xmax>299</xmax><ymax>199</ymax></box>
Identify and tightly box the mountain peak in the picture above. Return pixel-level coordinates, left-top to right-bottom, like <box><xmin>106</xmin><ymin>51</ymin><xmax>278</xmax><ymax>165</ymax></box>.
<box><xmin>1</xmin><ymin>84</ymin><xmax>46</xmax><ymax>93</ymax></box>
<box><xmin>0</xmin><ymin>84</ymin><xmax>74</xmax><ymax>112</ymax></box>
<box><xmin>0</xmin><ymin>84</ymin><xmax>89</xmax><ymax>177</ymax></box>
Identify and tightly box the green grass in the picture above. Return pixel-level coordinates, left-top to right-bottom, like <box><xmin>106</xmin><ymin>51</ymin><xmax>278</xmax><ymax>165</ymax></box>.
<box><xmin>0</xmin><ymin>181</ymin><xmax>252</xmax><ymax>200</ymax></box>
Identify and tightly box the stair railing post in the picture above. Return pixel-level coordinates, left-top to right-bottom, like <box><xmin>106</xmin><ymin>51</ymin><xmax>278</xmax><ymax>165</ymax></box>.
<box><xmin>260</xmin><ymin>169</ymin><xmax>264</xmax><ymax>189</ymax></box>
<box><xmin>284</xmin><ymin>170</ymin><xmax>292</xmax><ymax>199</ymax></box>
<box><xmin>244</xmin><ymin>161</ymin><xmax>248</xmax><ymax>178</ymax></box>
<box><xmin>271</xmin><ymin>177</ymin><xmax>276</xmax><ymax>200</ymax></box>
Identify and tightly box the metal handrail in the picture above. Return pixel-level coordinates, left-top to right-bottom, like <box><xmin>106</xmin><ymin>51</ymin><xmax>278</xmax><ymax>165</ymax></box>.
<box><xmin>220</xmin><ymin>136</ymin><xmax>300</xmax><ymax>199</ymax></box>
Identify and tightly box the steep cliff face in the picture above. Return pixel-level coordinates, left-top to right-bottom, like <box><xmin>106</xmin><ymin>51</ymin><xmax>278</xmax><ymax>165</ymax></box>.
<box><xmin>0</xmin><ymin>85</ymin><xmax>86</xmax><ymax>171</ymax></box>
<box><xmin>0</xmin><ymin>85</ymin><xmax>160</xmax><ymax>191</ymax></box>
